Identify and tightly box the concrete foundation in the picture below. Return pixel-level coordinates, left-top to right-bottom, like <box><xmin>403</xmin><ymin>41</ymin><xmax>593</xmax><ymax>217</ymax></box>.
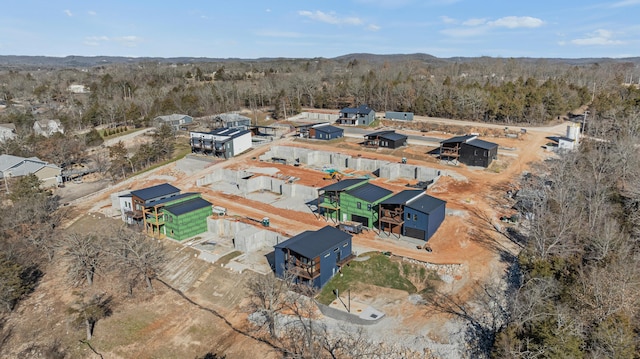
<box><xmin>207</xmin><ymin>218</ymin><xmax>288</xmax><ymax>253</ymax></box>
<box><xmin>260</xmin><ymin>146</ymin><xmax>441</xmax><ymax>183</ymax></box>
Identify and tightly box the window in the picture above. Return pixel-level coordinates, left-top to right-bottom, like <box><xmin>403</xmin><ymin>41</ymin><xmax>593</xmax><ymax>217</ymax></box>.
<box><xmin>357</xmin><ymin>202</ymin><xmax>361</xmax><ymax>209</ymax></box>
<box><xmin>406</xmin><ymin>213</ymin><xmax>411</xmax><ymax>220</ymax></box>
<box><xmin>367</xmin><ymin>204</ymin><xmax>372</xmax><ymax>211</ymax></box>
<box><xmin>413</xmin><ymin>214</ymin><xmax>418</xmax><ymax>221</ymax></box>
<box><xmin>484</xmin><ymin>151</ymin><xmax>488</xmax><ymax>157</ymax></box>
<box><xmin>474</xmin><ymin>150</ymin><xmax>478</xmax><ymax>156</ymax></box>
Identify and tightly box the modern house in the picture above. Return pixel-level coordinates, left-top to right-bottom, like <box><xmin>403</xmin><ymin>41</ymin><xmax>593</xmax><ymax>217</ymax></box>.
<box><xmin>153</xmin><ymin>114</ymin><xmax>194</xmax><ymax>131</ymax></box>
<box><xmin>273</xmin><ymin>226</ymin><xmax>354</xmax><ymax>288</ymax></box>
<box><xmin>385</xmin><ymin>111</ymin><xmax>414</xmax><ymax>121</ymax></box>
<box><xmin>318</xmin><ymin>178</ymin><xmax>369</xmax><ymax>222</ymax></box>
<box><xmin>0</xmin><ymin>154</ymin><xmax>62</xmax><ymax>188</ymax></box>
<box><xmin>363</xmin><ymin>130</ymin><xmax>408</xmax><ymax>149</ymax></box>
<box><xmin>379</xmin><ymin>190</ymin><xmax>446</xmax><ymax>241</ymax></box>
<box><xmin>189</xmin><ymin>127</ymin><xmax>252</xmax><ymax>158</ymax></box>
<box><xmin>337</xmin><ymin>104</ymin><xmax>376</xmax><ymax>126</ymax></box>
<box><xmin>119</xmin><ymin>183</ymin><xmax>212</xmax><ymax>241</ymax></box>
<box><xmin>309</xmin><ymin>124</ymin><xmax>343</xmax><ymax>140</ymax></box>
<box><xmin>0</xmin><ymin>123</ymin><xmax>16</xmax><ymax>142</ymax></box>
<box><xmin>440</xmin><ymin>135</ymin><xmax>498</xmax><ymax>168</ymax></box>
<box><xmin>212</xmin><ymin>113</ymin><xmax>252</xmax><ymax>130</ymax></box>
<box><xmin>33</xmin><ymin>119</ymin><xmax>64</xmax><ymax>137</ymax></box>
<box><xmin>318</xmin><ymin>178</ymin><xmax>393</xmax><ymax>228</ymax></box>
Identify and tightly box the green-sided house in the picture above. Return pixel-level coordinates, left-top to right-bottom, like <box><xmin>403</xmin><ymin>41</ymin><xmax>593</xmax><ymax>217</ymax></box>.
<box><xmin>162</xmin><ymin>197</ymin><xmax>213</xmax><ymax>241</ymax></box>
<box><xmin>318</xmin><ymin>179</ymin><xmax>393</xmax><ymax>228</ymax></box>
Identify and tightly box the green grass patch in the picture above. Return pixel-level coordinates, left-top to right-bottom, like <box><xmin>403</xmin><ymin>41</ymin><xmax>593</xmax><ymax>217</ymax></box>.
<box><xmin>316</xmin><ymin>252</ymin><xmax>417</xmax><ymax>304</ymax></box>
<box><xmin>218</xmin><ymin>251</ymin><xmax>242</xmax><ymax>265</ymax></box>
<box><xmin>133</xmin><ymin>142</ymin><xmax>191</xmax><ymax>176</ymax></box>
<box><xmin>88</xmin><ymin>308</ymin><xmax>158</xmax><ymax>352</ymax></box>
<box><xmin>100</xmin><ymin>126</ymin><xmax>140</xmax><ymax>139</ymax></box>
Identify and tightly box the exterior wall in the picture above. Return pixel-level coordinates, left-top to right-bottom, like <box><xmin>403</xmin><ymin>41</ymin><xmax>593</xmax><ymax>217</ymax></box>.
<box><xmin>34</xmin><ymin>166</ymin><xmax>62</xmax><ymax>187</ymax></box>
<box><xmin>119</xmin><ymin>197</ymin><xmax>133</xmax><ymax>223</ymax></box>
<box><xmin>314</xmin><ymin>129</ymin><xmax>343</xmax><ymax>140</ymax></box>
<box><xmin>274</xmin><ymin>238</ymin><xmax>352</xmax><ymax>288</ymax></box>
<box><xmin>403</xmin><ymin>202</ymin><xmax>446</xmax><ymax>241</ymax></box>
<box><xmin>459</xmin><ymin>144</ymin><xmax>496</xmax><ymax>167</ymax></box>
<box><xmin>232</xmin><ymin>132</ymin><xmax>252</xmax><ymax>155</ymax></box>
<box><xmin>339</xmin><ymin>192</ymin><xmax>393</xmax><ymax>228</ymax></box>
<box><xmin>163</xmin><ymin>205</ymin><xmax>213</xmax><ymax>241</ymax></box>
<box><xmin>385</xmin><ymin>112</ymin><xmax>414</xmax><ymax>121</ymax></box>
<box><xmin>0</xmin><ymin>128</ymin><xmax>15</xmax><ymax>141</ymax></box>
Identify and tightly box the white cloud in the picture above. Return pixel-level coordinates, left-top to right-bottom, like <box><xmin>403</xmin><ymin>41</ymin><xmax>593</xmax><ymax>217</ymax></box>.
<box><xmin>462</xmin><ymin>18</ymin><xmax>487</xmax><ymax>26</ymax></box>
<box><xmin>83</xmin><ymin>36</ymin><xmax>109</xmax><ymax>46</ymax></box>
<box><xmin>367</xmin><ymin>24</ymin><xmax>381</xmax><ymax>31</ymax></box>
<box><xmin>298</xmin><ymin>10</ymin><xmax>363</xmax><ymax>26</ymax></box>
<box><xmin>440</xmin><ymin>27</ymin><xmax>487</xmax><ymax>37</ymax></box>
<box><xmin>64</xmin><ymin>9</ymin><xmax>73</xmax><ymax>17</ymax></box>
<box><xmin>115</xmin><ymin>36</ymin><xmax>143</xmax><ymax>47</ymax></box>
<box><xmin>440</xmin><ymin>16</ymin><xmax>457</xmax><ymax>24</ymax></box>
<box><xmin>611</xmin><ymin>0</ymin><xmax>640</xmax><ymax>7</ymax></box>
<box><xmin>570</xmin><ymin>29</ymin><xmax>624</xmax><ymax>46</ymax></box>
<box><xmin>487</xmin><ymin>16</ymin><xmax>543</xmax><ymax>29</ymax></box>
<box><xmin>88</xmin><ymin>10</ymin><xmax>96</xmax><ymax>16</ymax></box>
<box><xmin>266</xmin><ymin>8</ymin><xmax>271</xmax><ymax>12</ymax></box>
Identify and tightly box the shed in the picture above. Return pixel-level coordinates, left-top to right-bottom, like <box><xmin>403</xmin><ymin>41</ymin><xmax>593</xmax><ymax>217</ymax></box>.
<box><xmin>385</xmin><ymin>111</ymin><xmax>414</xmax><ymax>121</ymax></box>
<box><xmin>274</xmin><ymin>226</ymin><xmax>354</xmax><ymax>288</ymax></box>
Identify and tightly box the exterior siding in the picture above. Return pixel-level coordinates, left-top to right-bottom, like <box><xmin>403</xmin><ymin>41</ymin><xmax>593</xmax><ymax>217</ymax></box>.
<box><xmin>232</xmin><ymin>132</ymin><xmax>252</xmax><ymax>155</ymax></box>
<box><xmin>403</xmin><ymin>201</ymin><xmax>446</xmax><ymax>241</ymax></box>
<box><xmin>385</xmin><ymin>111</ymin><xmax>414</xmax><ymax>121</ymax></box>
<box><xmin>459</xmin><ymin>145</ymin><xmax>497</xmax><ymax>167</ymax></box>
<box><xmin>339</xmin><ymin>192</ymin><xmax>393</xmax><ymax>228</ymax></box>
<box><xmin>163</xmin><ymin>205</ymin><xmax>212</xmax><ymax>241</ymax></box>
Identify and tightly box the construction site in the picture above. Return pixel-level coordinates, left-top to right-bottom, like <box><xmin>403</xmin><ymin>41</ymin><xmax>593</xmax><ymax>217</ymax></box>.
<box><xmin>59</xmin><ymin>117</ymin><xmax>566</xmax><ymax>357</ymax></box>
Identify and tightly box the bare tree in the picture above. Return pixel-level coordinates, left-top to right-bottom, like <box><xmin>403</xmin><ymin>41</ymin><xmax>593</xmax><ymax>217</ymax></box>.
<box><xmin>109</xmin><ymin>228</ymin><xmax>165</xmax><ymax>292</ymax></box>
<box><xmin>66</xmin><ymin>292</ymin><xmax>112</xmax><ymax>340</ymax></box>
<box><xmin>62</xmin><ymin>233</ymin><xmax>104</xmax><ymax>287</ymax></box>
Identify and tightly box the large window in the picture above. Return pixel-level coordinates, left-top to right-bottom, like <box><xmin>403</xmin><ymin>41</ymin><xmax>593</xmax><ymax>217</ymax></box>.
<box><xmin>357</xmin><ymin>202</ymin><xmax>362</xmax><ymax>209</ymax></box>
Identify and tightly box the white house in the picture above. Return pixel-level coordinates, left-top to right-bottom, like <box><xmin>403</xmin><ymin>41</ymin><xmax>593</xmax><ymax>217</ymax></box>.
<box><xmin>68</xmin><ymin>84</ymin><xmax>89</xmax><ymax>94</ymax></box>
<box><xmin>118</xmin><ymin>193</ymin><xmax>134</xmax><ymax>224</ymax></box>
<box><xmin>189</xmin><ymin>128</ymin><xmax>252</xmax><ymax>158</ymax></box>
<box><xmin>33</xmin><ymin>119</ymin><xmax>64</xmax><ymax>137</ymax></box>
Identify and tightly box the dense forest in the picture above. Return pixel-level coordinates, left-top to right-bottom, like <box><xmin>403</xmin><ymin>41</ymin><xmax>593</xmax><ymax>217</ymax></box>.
<box><xmin>1</xmin><ymin>55</ymin><xmax>640</xmax><ymax>357</ymax></box>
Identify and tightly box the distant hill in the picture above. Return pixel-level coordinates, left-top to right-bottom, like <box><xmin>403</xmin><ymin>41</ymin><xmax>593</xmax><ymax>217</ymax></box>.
<box><xmin>0</xmin><ymin>54</ymin><xmax>638</xmax><ymax>69</ymax></box>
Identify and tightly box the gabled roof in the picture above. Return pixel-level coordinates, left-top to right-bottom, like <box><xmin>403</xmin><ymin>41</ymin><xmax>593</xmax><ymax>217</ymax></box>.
<box><xmin>130</xmin><ymin>183</ymin><xmax>181</xmax><ymax>201</ymax></box>
<box><xmin>365</xmin><ymin>130</ymin><xmax>394</xmax><ymax>138</ymax></box>
<box><xmin>465</xmin><ymin>139</ymin><xmax>498</xmax><ymax>150</ymax></box>
<box><xmin>314</xmin><ymin>125</ymin><xmax>343</xmax><ymax>134</ymax></box>
<box><xmin>0</xmin><ymin>154</ymin><xmax>58</xmax><ymax>177</ymax></box>
<box><xmin>346</xmin><ymin>183</ymin><xmax>393</xmax><ymax>203</ymax></box>
<box><xmin>163</xmin><ymin>197</ymin><xmax>212</xmax><ymax>216</ymax></box>
<box><xmin>380</xmin><ymin>190</ymin><xmax>424</xmax><ymax>205</ymax></box>
<box><xmin>319</xmin><ymin>178</ymin><xmax>368</xmax><ymax>192</ymax></box>
<box><xmin>154</xmin><ymin>114</ymin><xmax>192</xmax><ymax>122</ymax></box>
<box><xmin>340</xmin><ymin>104</ymin><xmax>374</xmax><ymax>114</ymax></box>
<box><xmin>274</xmin><ymin>226</ymin><xmax>352</xmax><ymax>259</ymax></box>
<box><xmin>406</xmin><ymin>194</ymin><xmax>446</xmax><ymax>214</ymax></box>
<box><xmin>441</xmin><ymin>135</ymin><xmax>477</xmax><ymax>144</ymax></box>
<box><xmin>379</xmin><ymin>132</ymin><xmax>408</xmax><ymax>141</ymax></box>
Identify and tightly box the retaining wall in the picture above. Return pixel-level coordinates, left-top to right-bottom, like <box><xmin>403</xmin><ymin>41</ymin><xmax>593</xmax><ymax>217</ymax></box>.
<box><xmin>315</xmin><ymin>301</ymin><xmax>384</xmax><ymax>325</ymax></box>
<box><xmin>207</xmin><ymin>218</ymin><xmax>288</xmax><ymax>253</ymax></box>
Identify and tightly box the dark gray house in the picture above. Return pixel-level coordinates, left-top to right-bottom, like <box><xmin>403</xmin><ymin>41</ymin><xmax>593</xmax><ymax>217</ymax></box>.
<box><xmin>273</xmin><ymin>226</ymin><xmax>354</xmax><ymax>288</ymax></box>
<box><xmin>385</xmin><ymin>111</ymin><xmax>414</xmax><ymax>121</ymax></box>
<box><xmin>440</xmin><ymin>135</ymin><xmax>498</xmax><ymax>168</ymax></box>
<box><xmin>379</xmin><ymin>190</ymin><xmax>446</xmax><ymax>241</ymax></box>
<box><xmin>364</xmin><ymin>130</ymin><xmax>408</xmax><ymax>149</ymax></box>
<box><xmin>337</xmin><ymin>104</ymin><xmax>376</xmax><ymax>126</ymax></box>
<box><xmin>310</xmin><ymin>124</ymin><xmax>344</xmax><ymax>140</ymax></box>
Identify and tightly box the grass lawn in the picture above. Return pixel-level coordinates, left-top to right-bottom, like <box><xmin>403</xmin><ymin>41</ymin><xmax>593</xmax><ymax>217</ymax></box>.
<box><xmin>316</xmin><ymin>252</ymin><xmax>418</xmax><ymax>305</ymax></box>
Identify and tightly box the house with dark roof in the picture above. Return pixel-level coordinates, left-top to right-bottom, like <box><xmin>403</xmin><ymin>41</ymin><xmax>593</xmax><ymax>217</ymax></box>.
<box><xmin>118</xmin><ymin>183</ymin><xmax>212</xmax><ymax>240</ymax></box>
<box><xmin>364</xmin><ymin>130</ymin><xmax>408</xmax><ymax>149</ymax></box>
<box><xmin>318</xmin><ymin>178</ymin><xmax>369</xmax><ymax>222</ymax></box>
<box><xmin>274</xmin><ymin>226</ymin><xmax>354</xmax><ymax>288</ymax></box>
<box><xmin>379</xmin><ymin>190</ymin><xmax>446</xmax><ymax>241</ymax></box>
<box><xmin>190</xmin><ymin>128</ymin><xmax>252</xmax><ymax>158</ymax></box>
<box><xmin>309</xmin><ymin>123</ymin><xmax>343</xmax><ymax>140</ymax></box>
<box><xmin>337</xmin><ymin>104</ymin><xmax>375</xmax><ymax>126</ymax></box>
<box><xmin>440</xmin><ymin>135</ymin><xmax>498</xmax><ymax>168</ymax></box>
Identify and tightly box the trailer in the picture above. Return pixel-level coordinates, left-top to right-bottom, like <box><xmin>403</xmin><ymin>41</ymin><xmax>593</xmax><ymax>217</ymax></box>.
<box><xmin>338</xmin><ymin>221</ymin><xmax>363</xmax><ymax>234</ymax></box>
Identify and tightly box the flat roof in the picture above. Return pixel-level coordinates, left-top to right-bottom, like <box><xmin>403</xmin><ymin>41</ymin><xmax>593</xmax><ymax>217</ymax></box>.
<box><xmin>274</xmin><ymin>226</ymin><xmax>351</xmax><ymax>259</ymax></box>
<box><xmin>441</xmin><ymin>135</ymin><xmax>476</xmax><ymax>144</ymax></box>
<box><xmin>163</xmin><ymin>197</ymin><xmax>212</xmax><ymax>216</ymax></box>
<box><xmin>406</xmin><ymin>194</ymin><xmax>446</xmax><ymax>214</ymax></box>
<box><xmin>346</xmin><ymin>183</ymin><xmax>393</xmax><ymax>203</ymax></box>
<box><xmin>380</xmin><ymin>190</ymin><xmax>424</xmax><ymax>205</ymax></box>
<box><xmin>365</xmin><ymin>130</ymin><xmax>394</xmax><ymax>137</ymax></box>
<box><xmin>130</xmin><ymin>183</ymin><xmax>180</xmax><ymax>201</ymax></box>
<box><xmin>314</xmin><ymin>125</ymin><xmax>343</xmax><ymax>134</ymax></box>
<box><xmin>147</xmin><ymin>192</ymin><xmax>200</xmax><ymax>207</ymax></box>
<box><xmin>380</xmin><ymin>132</ymin><xmax>408</xmax><ymax>141</ymax></box>
<box><xmin>319</xmin><ymin>178</ymin><xmax>368</xmax><ymax>192</ymax></box>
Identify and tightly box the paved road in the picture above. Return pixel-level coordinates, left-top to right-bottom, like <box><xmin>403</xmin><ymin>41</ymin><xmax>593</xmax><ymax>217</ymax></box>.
<box><xmin>340</xmin><ymin>126</ymin><xmax>443</xmax><ymax>145</ymax></box>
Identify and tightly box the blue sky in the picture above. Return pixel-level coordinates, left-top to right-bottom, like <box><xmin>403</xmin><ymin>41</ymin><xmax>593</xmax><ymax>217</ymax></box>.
<box><xmin>1</xmin><ymin>0</ymin><xmax>638</xmax><ymax>59</ymax></box>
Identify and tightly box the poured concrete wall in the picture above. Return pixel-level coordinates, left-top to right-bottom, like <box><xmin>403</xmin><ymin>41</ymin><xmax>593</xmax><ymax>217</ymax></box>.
<box><xmin>261</xmin><ymin>146</ymin><xmax>441</xmax><ymax>183</ymax></box>
<box><xmin>207</xmin><ymin>218</ymin><xmax>288</xmax><ymax>253</ymax></box>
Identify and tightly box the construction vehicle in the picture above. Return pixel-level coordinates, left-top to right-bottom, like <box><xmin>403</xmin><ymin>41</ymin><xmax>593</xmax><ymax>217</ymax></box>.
<box><xmin>323</xmin><ymin>169</ymin><xmax>343</xmax><ymax>181</ymax></box>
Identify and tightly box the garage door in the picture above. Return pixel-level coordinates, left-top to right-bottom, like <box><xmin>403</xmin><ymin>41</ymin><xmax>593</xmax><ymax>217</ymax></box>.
<box><xmin>351</xmin><ymin>214</ymin><xmax>369</xmax><ymax>227</ymax></box>
<box><xmin>404</xmin><ymin>227</ymin><xmax>426</xmax><ymax>240</ymax></box>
